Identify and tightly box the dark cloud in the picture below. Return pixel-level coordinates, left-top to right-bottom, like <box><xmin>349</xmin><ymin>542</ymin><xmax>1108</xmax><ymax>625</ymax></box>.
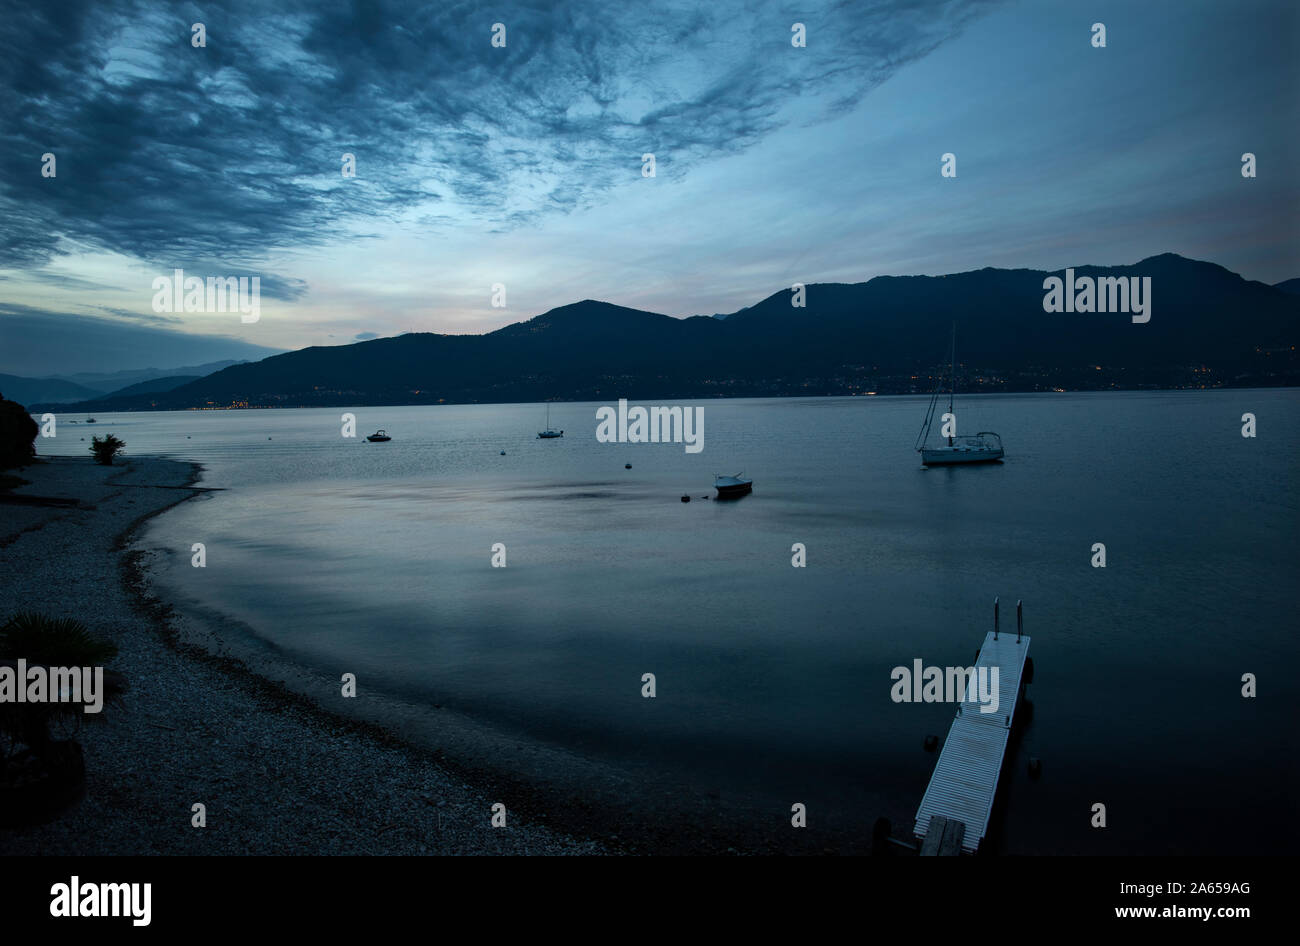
<box><xmin>0</xmin><ymin>303</ymin><xmax>284</xmax><ymax>375</ymax></box>
<box><xmin>22</xmin><ymin>271</ymin><xmax>121</xmax><ymax>292</ymax></box>
<box><xmin>87</xmin><ymin>304</ymin><xmax>185</xmax><ymax>326</ymax></box>
<box><xmin>246</xmin><ymin>273</ymin><xmax>309</xmax><ymax>303</ymax></box>
<box><xmin>0</xmin><ymin>0</ymin><xmax>1000</xmax><ymax>274</ymax></box>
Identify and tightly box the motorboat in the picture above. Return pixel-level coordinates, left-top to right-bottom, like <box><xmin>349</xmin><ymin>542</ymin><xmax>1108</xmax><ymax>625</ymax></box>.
<box><xmin>714</xmin><ymin>473</ymin><xmax>752</xmax><ymax>498</ymax></box>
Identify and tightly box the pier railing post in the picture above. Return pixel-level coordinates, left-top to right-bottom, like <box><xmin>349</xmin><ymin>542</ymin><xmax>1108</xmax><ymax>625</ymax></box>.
<box><xmin>1017</xmin><ymin>599</ymin><xmax>1023</xmax><ymax>644</ymax></box>
<box><xmin>993</xmin><ymin>596</ymin><xmax>999</xmax><ymax>640</ymax></box>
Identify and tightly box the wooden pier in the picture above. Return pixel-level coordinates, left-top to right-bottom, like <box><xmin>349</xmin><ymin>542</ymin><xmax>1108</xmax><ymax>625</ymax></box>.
<box><xmin>914</xmin><ymin>599</ymin><xmax>1031</xmax><ymax>854</ymax></box>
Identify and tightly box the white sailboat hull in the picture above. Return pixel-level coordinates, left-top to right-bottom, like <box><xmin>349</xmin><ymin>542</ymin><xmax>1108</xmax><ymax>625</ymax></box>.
<box><xmin>921</xmin><ymin>445</ymin><xmax>1004</xmax><ymax>465</ymax></box>
<box><xmin>920</xmin><ymin>432</ymin><xmax>1004</xmax><ymax>465</ymax></box>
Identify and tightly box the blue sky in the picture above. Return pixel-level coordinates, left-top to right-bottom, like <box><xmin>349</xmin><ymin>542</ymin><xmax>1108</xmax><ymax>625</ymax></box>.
<box><xmin>1</xmin><ymin>0</ymin><xmax>1296</xmax><ymax>375</ymax></box>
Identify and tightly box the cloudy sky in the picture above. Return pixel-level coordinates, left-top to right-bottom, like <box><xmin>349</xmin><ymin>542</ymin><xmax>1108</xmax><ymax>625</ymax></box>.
<box><xmin>1</xmin><ymin>0</ymin><xmax>1296</xmax><ymax>375</ymax></box>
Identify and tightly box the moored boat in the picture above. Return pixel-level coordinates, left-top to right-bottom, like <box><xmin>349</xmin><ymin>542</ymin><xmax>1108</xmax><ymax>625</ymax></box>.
<box><xmin>537</xmin><ymin>402</ymin><xmax>563</xmax><ymax>438</ymax></box>
<box><xmin>714</xmin><ymin>473</ymin><xmax>752</xmax><ymax>498</ymax></box>
<box><xmin>366</xmin><ymin>429</ymin><xmax>391</xmax><ymax>442</ymax></box>
<box><xmin>920</xmin><ymin>433</ymin><xmax>1004</xmax><ymax>465</ymax></box>
<box><xmin>915</xmin><ymin>324</ymin><xmax>1004</xmax><ymax>466</ymax></box>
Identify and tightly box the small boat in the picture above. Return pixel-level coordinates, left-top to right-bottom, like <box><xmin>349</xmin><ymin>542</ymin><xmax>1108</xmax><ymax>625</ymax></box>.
<box><xmin>537</xmin><ymin>402</ymin><xmax>563</xmax><ymax>439</ymax></box>
<box><xmin>714</xmin><ymin>473</ymin><xmax>752</xmax><ymax>498</ymax></box>
<box><xmin>920</xmin><ymin>434</ymin><xmax>1003</xmax><ymax>465</ymax></box>
<box><xmin>915</xmin><ymin>323</ymin><xmax>1004</xmax><ymax>466</ymax></box>
<box><xmin>366</xmin><ymin>429</ymin><xmax>392</xmax><ymax>442</ymax></box>
<box><xmin>85</xmin><ymin>418</ymin><xmax>96</xmax><ymax>424</ymax></box>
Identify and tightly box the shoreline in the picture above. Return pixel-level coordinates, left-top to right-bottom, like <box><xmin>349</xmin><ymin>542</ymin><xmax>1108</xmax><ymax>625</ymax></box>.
<box><xmin>1</xmin><ymin>456</ymin><xmax>608</xmax><ymax>855</ymax></box>
<box><xmin>128</xmin><ymin>478</ymin><xmax>865</xmax><ymax>856</ymax></box>
<box><xmin>31</xmin><ymin>383</ymin><xmax>1300</xmax><ymax>417</ymax></box>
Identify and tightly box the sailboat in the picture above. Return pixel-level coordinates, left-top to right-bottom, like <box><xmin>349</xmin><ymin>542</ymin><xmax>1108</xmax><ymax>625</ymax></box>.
<box><xmin>915</xmin><ymin>324</ymin><xmax>1004</xmax><ymax>466</ymax></box>
<box><xmin>537</xmin><ymin>402</ymin><xmax>563</xmax><ymax>438</ymax></box>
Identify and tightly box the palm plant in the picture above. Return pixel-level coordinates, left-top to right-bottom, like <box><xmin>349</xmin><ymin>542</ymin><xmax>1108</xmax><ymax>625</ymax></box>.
<box><xmin>0</xmin><ymin>613</ymin><xmax>126</xmax><ymax>825</ymax></box>
<box><xmin>89</xmin><ymin>434</ymin><xmax>125</xmax><ymax>465</ymax></box>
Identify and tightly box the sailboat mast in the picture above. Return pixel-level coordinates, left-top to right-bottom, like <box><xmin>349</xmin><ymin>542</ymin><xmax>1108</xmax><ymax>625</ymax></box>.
<box><xmin>947</xmin><ymin>323</ymin><xmax>955</xmax><ymax>446</ymax></box>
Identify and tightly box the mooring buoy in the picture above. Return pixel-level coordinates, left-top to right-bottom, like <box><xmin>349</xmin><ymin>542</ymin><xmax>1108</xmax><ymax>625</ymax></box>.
<box><xmin>625</xmin><ymin>463</ymin><xmax>632</xmax><ymax>469</ymax></box>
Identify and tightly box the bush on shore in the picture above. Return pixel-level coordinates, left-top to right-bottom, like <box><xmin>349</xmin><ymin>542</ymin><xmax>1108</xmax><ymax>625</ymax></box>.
<box><xmin>0</xmin><ymin>394</ymin><xmax>38</xmax><ymax>470</ymax></box>
<box><xmin>0</xmin><ymin>613</ymin><xmax>125</xmax><ymax>824</ymax></box>
<box><xmin>90</xmin><ymin>434</ymin><xmax>125</xmax><ymax>465</ymax></box>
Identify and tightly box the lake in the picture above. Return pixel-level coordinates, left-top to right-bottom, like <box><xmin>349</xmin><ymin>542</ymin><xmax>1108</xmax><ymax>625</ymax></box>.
<box><xmin>36</xmin><ymin>390</ymin><xmax>1300</xmax><ymax>853</ymax></box>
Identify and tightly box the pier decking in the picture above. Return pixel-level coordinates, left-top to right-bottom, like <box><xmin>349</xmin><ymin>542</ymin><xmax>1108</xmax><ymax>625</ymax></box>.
<box><xmin>914</xmin><ymin>615</ymin><xmax>1031</xmax><ymax>854</ymax></box>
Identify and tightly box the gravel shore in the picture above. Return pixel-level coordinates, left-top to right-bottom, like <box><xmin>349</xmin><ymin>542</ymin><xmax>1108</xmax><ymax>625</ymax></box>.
<box><xmin>0</xmin><ymin>456</ymin><xmax>606</xmax><ymax>855</ymax></box>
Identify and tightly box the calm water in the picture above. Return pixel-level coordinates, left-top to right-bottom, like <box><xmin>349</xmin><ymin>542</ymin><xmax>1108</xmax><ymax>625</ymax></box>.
<box><xmin>38</xmin><ymin>392</ymin><xmax>1300</xmax><ymax>853</ymax></box>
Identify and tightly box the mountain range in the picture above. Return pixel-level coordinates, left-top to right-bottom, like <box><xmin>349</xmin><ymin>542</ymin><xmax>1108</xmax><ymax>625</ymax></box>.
<box><xmin>49</xmin><ymin>361</ymin><xmax>247</xmax><ymax>393</ymax></box>
<box><xmin>25</xmin><ymin>255</ymin><xmax>1300</xmax><ymax>412</ymax></box>
<box><xmin>1</xmin><ymin>361</ymin><xmax>244</xmax><ymax>406</ymax></box>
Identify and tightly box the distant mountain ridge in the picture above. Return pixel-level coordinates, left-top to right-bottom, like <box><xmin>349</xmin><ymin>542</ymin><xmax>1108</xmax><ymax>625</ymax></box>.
<box><xmin>36</xmin><ymin>255</ymin><xmax>1299</xmax><ymax>412</ymax></box>
<box><xmin>0</xmin><ymin>374</ymin><xmax>102</xmax><ymax>405</ymax></box>
<box><xmin>101</xmin><ymin>375</ymin><xmax>202</xmax><ymax>397</ymax></box>
<box><xmin>51</xmin><ymin>360</ymin><xmax>248</xmax><ymax>393</ymax></box>
<box><xmin>3</xmin><ymin>360</ymin><xmax>246</xmax><ymax>405</ymax></box>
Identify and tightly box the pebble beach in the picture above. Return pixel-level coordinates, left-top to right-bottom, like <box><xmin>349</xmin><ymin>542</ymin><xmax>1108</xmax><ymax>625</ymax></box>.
<box><xmin>0</xmin><ymin>456</ymin><xmax>606</xmax><ymax>855</ymax></box>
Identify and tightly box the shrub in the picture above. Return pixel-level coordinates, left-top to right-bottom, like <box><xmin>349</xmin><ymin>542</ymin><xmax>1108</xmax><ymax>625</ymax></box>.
<box><xmin>0</xmin><ymin>612</ymin><xmax>118</xmax><ymax>667</ymax></box>
<box><xmin>89</xmin><ymin>434</ymin><xmax>125</xmax><ymax>465</ymax></box>
<box><xmin>0</xmin><ymin>394</ymin><xmax>38</xmax><ymax>470</ymax></box>
<box><xmin>0</xmin><ymin>612</ymin><xmax>122</xmax><ymax>765</ymax></box>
